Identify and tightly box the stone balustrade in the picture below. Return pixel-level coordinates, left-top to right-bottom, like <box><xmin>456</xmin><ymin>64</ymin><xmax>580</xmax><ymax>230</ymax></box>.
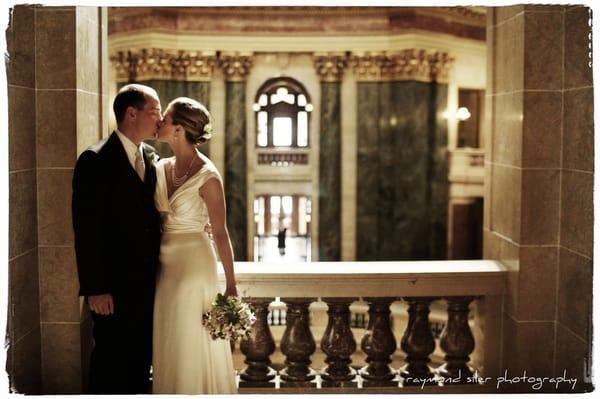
<box><xmin>218</xmin><ymin>260</ymin><xmax>506</xmax><ymax>393</ymax></box>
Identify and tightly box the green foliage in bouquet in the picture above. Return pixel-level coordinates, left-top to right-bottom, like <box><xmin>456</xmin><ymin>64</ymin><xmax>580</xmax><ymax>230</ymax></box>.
<box><xmin>202</xmin><ymin>294</ymin><xmax>256</xmax><ymax>342</ymax></box>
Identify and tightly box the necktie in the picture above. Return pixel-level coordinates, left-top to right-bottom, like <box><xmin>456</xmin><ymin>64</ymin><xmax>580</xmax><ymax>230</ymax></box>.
<box><xmin>135</xmin><ymin>148</ymin><xmax>145</xmax><ymax>181</ymax></box>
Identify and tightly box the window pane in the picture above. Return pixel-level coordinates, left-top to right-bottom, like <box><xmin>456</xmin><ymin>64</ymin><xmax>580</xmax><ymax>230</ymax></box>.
<box><xmin>271</xmin><ymin>87</ymin><xmax>295</xmax><ymax>105</ymax></box>
<box><xmin>259</xmin><ymin>94</ymin><xmax>268</xmax><ymax>106</ymax></box>
<box><xmin>297</xmin><ymin>111</ymin><xmax>308</xmax><ymax>147</ymax></box>
<box><xmin>271</xmin><ymin>196</ymin><xmax>281</xmax><ymax>234</ymax></box>
<box><xmin>298</xmin><ymin>197</ymin><xmax>307</xmax><ymax>235</ymax></box>
<box><xmin>257</xmin><ymin>111</ymin><xmax>268</xmax><ymax>147</ymax></box>
<box><xmin>273</xmin><ymin>117</ymin><xmax>292</xmax><ymax>146</ymax></box>
<box><xmin>256</xmin><ymin>197</ymin><xmax>265</xmax><ymax>235</ymax></box>
<box><xmin>282</xmin><ymin>196</ymin><xmax>293</xmax><ymax>215</ymax></box>
<box><xmin>298</xmin><ymin>94</ymin><xmax>307</xmax><ymax>106</ymax></box>
<box><xmin>271</xmin><ymin>196</ymin><xmax>281</xmax><ymax>213</ymax></box>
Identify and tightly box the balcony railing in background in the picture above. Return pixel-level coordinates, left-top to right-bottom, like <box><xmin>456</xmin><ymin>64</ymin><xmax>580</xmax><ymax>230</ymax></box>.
<box><xmin>257</xmin><ymin>151</ymin><xmax>309</xmax><ymax>166</ymax></box>
<box><xmin>219</xmin><ymin>260</ymin><xmax>506</xmax><ymax>393</ymax></box>
<box><xmin>449</xmin><ymin>148</ymin><xmax>485</xmax><ymax>190</ymax></box>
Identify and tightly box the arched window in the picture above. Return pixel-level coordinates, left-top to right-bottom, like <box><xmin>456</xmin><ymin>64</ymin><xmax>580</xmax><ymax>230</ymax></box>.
<box><xmin>253</xmin><ymin>77</ymin><xmax>312</xmax><ymax>148</ymax></box>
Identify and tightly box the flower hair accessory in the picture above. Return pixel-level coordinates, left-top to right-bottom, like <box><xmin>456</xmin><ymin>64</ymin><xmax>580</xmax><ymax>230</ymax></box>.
<box><xmin>203</xmin><ymin>123</ymin><xmax>213</xmax><ymax>140</ymax></box>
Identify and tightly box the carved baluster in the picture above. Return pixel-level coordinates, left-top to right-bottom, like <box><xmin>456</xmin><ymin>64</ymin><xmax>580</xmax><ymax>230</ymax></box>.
<box><xmin>239</xmin><ymin>298</ymin><xmax>276</xmax><ymax>387</ymax></box>
<box><xmin>359</xmin><ymin>298</ymin><xmax>397</xmax><ymax>387</ymax></box>
<box><xmin>279</xmin><ymin>298</ymin><xmax>317</xmax><ymax>387</ymax></box>
<box><xmin>399</xmin><ymin>297</ymin><xmax>437</xmax><ymax>386</ymax></box>
<box><xmin>437</xmin><ymin>296</ymin><xmax>475</xmax><ymax>384</ymax></box>
<box><xmin>320</xmin><ymin>298</ymin><xmax>358</xmax><ymax>387</ymax></box>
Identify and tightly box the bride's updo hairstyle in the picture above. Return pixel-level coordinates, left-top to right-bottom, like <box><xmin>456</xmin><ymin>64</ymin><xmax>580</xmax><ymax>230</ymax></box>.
<box><xmin>168</xmin><ymin>97</ymin><xmax>213</xmax><ymax>145</ymax></box>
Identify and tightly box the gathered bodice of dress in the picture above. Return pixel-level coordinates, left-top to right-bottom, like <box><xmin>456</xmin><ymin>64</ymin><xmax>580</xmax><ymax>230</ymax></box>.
<box><xmin>154</xmin><ymin>154</ymin><xmax>222</xmax><ymax>234</ymax></box>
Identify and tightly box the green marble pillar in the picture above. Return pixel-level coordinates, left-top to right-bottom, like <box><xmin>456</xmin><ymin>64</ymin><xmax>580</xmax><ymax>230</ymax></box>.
<box><xmin>356</xmin><ymin>83</ymin><xmax>381</xmax><ymax>260</ymax></box>
<box><xmin>356</xmin><ymin>80</ymin><xmax>448</xmax><ymax>260</ymax></box>
<box><xmin>428</xmin><ymin>83</ymin><xmax>449</xmax><ymax>260</ymax></box>
<box><xmin>319</xmin><ymin>83</ymin><xmax>342</xmax><ymax>260</ymax></box>
<box><xmin>389</xmin><ymin>81</ymin><xmax>431</xmax><ymax>260</ymax></box>
<box><xmin>224</xmin><ymin>82</ymin><xmax>248</xmax><ymax>260</ymax></box>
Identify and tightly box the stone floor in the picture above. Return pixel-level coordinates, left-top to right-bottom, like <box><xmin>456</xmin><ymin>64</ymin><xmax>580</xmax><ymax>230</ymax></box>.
<box><xmin>254</xmin><ymin>236</ymin><xmax>311</xmax><ymax>261</ymax></box>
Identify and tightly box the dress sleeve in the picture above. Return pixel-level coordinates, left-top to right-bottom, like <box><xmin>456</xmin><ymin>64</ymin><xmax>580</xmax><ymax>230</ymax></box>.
<box><xmin>198</xmin><ymin>165</ymin><xmax>223</xmax><ymax>189</ymax></box>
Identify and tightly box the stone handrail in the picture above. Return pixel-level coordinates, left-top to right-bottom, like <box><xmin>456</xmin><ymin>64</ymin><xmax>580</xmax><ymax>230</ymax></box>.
<box><xmin>220</xmin><ymin>260</ymin><xmax>505</xmax><ymax>297</ymax></box>
<box><xmin>217</xmin><ymin>260</ymin><xmax>506</xmax><ymax>392</ymax></box>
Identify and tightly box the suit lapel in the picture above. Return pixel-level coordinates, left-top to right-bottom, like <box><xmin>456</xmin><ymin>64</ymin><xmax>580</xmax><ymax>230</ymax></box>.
<box><xmin>141</xmin><ymin>145</ymin><xmax>157</xmax><ymax>193</ymax></box>
<box><xmin>107</xmin><ymin>131</ymin><xmax>145</xmax><ymax>187</ymax></box>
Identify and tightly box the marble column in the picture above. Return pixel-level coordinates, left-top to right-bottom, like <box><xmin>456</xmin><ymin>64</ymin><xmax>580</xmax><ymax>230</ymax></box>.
<box><xmin>219</xmin><ymin>53</ymin><xmax>253</xmax><ymax>261</ymax></box>
<box><xmin>388</xmin><ymin>80</ymin><xmax>430</xmax><ymax>259</ymax></box>
<box><xmin>352</xmin><ymin>51</ymin><xmax>452</xmax><ymax>260</ymax></box>
<box><xmin>7</xmin><ymin>6</ymin><xmax>108</xmax><ymax>393</ymax></box>
<box><xmin>427</xmin><ymin>81</ymin><xmax>449</xmax><ymax>260</ymax></box>
<box><xmin>486</xmin><ymin>6</ymin><xmax>593</xmax><ymax>392</ymax></box>
<box><xmin>313</xmin><ymin>53</ymin><xmax>347</xmax><ymax>260</ymax></box>
<box><xmin>355</xmin><ymin>80</ymin><xmax>380</xmax><ymax>260</ymax></box>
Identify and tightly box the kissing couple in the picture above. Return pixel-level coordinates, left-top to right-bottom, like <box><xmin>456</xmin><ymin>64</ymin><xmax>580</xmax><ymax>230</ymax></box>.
<box><xmin>72</xmin><ymin>84</ymin><xmax>238</xmax><ymax>394</ymax></box>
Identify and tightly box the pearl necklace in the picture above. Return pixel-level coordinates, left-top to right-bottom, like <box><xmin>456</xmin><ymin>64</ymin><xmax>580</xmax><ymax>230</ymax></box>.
<box><xmin>171</xmin><ymin>156</ymin><xmax>196</xmax><ymax>187</ymax></box>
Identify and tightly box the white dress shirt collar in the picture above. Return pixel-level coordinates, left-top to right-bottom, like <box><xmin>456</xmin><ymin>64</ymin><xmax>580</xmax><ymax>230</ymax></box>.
<box><xmin>115</xmin><ymin>128</ymin><xmax>144</xmax><ymax>169</ymax></box>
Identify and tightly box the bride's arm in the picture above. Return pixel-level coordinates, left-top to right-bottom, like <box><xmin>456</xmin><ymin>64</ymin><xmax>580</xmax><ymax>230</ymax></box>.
<box><xmin>200</xmin><ymin>177</ymin><xmax>237</xmax><ymax>297</ymax></box>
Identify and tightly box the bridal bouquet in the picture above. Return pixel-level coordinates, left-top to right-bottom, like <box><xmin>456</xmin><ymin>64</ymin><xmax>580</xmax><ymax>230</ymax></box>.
<box><xmin>202</xmin><ymin>293</ymin><xmax>256</xmax><ymax>342</ymax></box>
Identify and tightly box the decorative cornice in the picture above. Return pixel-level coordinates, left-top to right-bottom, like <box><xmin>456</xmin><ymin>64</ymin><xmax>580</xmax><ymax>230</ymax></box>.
<box><xmin>427</xmin><ymin>51</ymin><xmax>454</xmax><ymax>83</ymax></box>
<box><xmin>110</xmin><ymin>49</ymin><xmax>217</xmax><ymax>82</ymax></box>
<box><xmin>218</xmin><ymin>53</ymin><xmax>254</xmax><ymax>82</ymax></box>
<box><xmin>348</xmin><ymin>52</ymin><xmax>386</xmax><ymax>81</ymax></box>
<box><xmin>313</xmin><ymin>53</ymin><xmax>348</xmax><ymax>82</ymax></box>
<box><xmin>111</xmin><ymin>47</ymin><xmax>452</xmax><ymax>84</ymax></box>
<box><xmin>174</xmin><ymin>51</ymin><xmax>218</xmax><ymax>81</ymax></box>
<box><xmin>350</xmin><ymin>49</ymin><xmax>454</xmax><ymax>83</ymax></box>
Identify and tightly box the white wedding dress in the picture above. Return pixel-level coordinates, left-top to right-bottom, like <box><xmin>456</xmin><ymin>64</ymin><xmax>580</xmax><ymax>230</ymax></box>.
<box><xmin>152</xmin><ymin>154</ymin><xmax>237</xmax><ymax>394</ymax></box>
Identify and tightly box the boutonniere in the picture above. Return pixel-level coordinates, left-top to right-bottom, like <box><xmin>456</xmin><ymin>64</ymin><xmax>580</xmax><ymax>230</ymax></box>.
<box><xmin>143</xmin><ymin>144</ymin><xmax>160</xmax><ymax>166</ymax></box>
<box><xmin>148</xmin><ymin>151</ymin><xmax>160</xmax><ymax>165</ymax></box>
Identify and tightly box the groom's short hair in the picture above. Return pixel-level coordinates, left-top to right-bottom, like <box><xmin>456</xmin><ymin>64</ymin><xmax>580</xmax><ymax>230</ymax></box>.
<box><xmin>113</xmin><ymin>84</ymin><xmax>158</xmax><ymax>124</ymax></box>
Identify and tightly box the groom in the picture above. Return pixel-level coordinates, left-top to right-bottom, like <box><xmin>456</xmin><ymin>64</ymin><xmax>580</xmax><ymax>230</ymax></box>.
<box><xmin>72</xmin><ymin>84</ymin><xmax>163</xmax><ymax>394</ymax></box>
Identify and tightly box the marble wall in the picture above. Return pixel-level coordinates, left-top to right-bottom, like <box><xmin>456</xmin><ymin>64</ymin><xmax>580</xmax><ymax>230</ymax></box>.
<box><xmin>7</xmin><ymin>6</ymin><xmax>107</xmax><ymax>393</ymax></box>
<box><xmin>7</xmin><ymin>5</ymin><xmax>41</xmax><ymax>393</ymax></box>
<box><xmin>356</xmin><ymin>81</ymin><xmax>448</xmax><ymax>260</ymax></box>
<box><xmin>485</xmin><ymin>6</ymin><xmax>593</xmax><ymax>391</ymax></box>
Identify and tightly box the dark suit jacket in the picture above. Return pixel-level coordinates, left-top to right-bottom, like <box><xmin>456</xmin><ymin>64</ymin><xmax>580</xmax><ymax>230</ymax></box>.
<box><xmin>72</xmin><ymin>132</ymin><xmax>162</xmax><ymax>303</ymax></box>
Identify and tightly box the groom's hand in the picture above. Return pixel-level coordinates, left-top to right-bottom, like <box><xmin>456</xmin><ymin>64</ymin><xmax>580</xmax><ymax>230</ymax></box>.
<box><xmin>88</xmin><ymin>293</ymin><xmax>114</xmax><ymax>315</ymax></box>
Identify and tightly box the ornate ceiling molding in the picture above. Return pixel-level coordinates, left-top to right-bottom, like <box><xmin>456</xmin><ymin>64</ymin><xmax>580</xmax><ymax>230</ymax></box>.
<box><xmin>348</xmin><ymin>52</ymin><xmax>386</xmax><ymax>81</ymax></box>
<box><xmin>427</xmin><ymin>51</ymin><xmax>454</xmax><ymax>83</ymax></box>
<box><xmin>110</xmin><ymin>49</ymin><xmax>217</xmax><ymax>82</ymax></box>
<box><xmin>218</xmin><ymin>52</ymin><xmax>254</xmax><ymax>82</ymax></box>
<box><xmin>313</xmin><ymin>53</ymin><xmax>348</xmax><ymax>82</ymax></box>
<box><xmin>111</xmin><ymin>48</ymin><xmax>452</xmax><ymax>84</ymax></box>
<box><xmin>350</xmin><ymin>50</ymin><xmax>454</xmax><ymax>83</ymax></box>
<box><xmin>108</xmin><ymin>7</ymin><xmax>485</xmax><ymax>41</ymax></box>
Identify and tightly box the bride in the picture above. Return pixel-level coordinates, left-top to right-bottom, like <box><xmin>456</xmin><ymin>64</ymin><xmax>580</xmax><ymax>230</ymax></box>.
<box><xmin>152</xmin><ymin>97</ymin><xmax>238</xmax><ymax>394</ymax></box>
